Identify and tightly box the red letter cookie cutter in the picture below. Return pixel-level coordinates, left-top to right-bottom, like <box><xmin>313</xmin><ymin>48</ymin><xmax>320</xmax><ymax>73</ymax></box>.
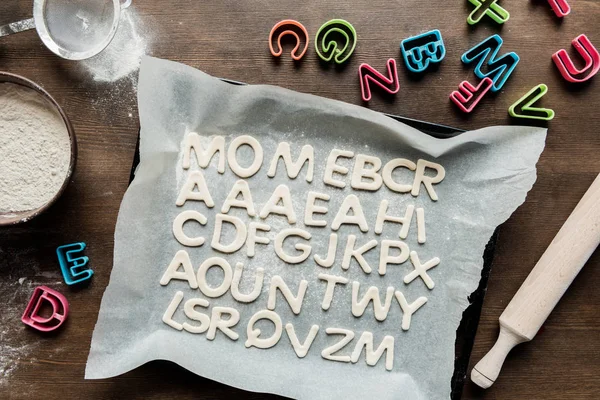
<box><xmin>22</xmin><ymin>286</ymin><xmax>69</xmax><ymax>332</ymax></box>
<box><xmin>358</xmin><ymin>58</ymin><xmax>400</xmax><ymax>102</ymax></box>
<box><xmin>548</xmin><ymin>0</ymin><xmax>570</xmax><ymax>17</ymax></box>
<box><xmin>449</xmin><ymin>77</ymin><xmax>494</xmax><ymax>113</ymax></box>
<box><xmin>269</xmin><ymin>20</ymin><xmax>309</xmax><ymax>61</ymax></box>
<box><xmin>552</xmin><ymin>34</ymin><xmax>600</xmax><ymax>83</ymax></box>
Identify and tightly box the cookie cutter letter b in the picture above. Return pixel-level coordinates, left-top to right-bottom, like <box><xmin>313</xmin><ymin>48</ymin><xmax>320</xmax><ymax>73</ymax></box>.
<box><xmin>400</xmin><ymin>30</ymin><xmax>446</xmax><ymax>73</ymax></box>
<box><xmin>269</xmin><ymin>20</ymin><xmax>309</xmax><ymax>61</ymax></box>
<box><xmin>22</xmin><ymin>286</ymin><xmax>69</xmax><ymax>332</ymax></box>
<box><xmin>57</xmin><ymin>242</ymin><xmax>93</xmax><ymax>285</ymax></box>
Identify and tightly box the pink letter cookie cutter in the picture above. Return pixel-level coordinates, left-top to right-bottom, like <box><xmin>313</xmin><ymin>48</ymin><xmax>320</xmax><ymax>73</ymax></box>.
<box><xmin>548</xmin><ymin>0</ymin><xmax>570</xmax><ymax>17</ymax></box>
<box><xmin>21</xmin><ymin>286</ymin><xmax>69</xmax><ymax>332</ymax></box>
<box><xmin>269</xmin><ymin>20</ymin><xmax>309</xmax><ymax>61</ymax></box>
<box><xmin>449</xmin><ymin>77</ymin><xmax>494</xmax><ymax>113</ymax></box>
<box><xmin>358</xmin><ymin>58</ymin><xmax>400</xmax><ymax>102</ymax></box>
<box><xmin>552</xmin><ymin>34</ymin><xmax>600</xmax><ymax>83</ymax></box>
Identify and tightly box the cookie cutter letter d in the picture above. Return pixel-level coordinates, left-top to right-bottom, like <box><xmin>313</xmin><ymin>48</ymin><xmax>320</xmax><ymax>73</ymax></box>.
<box><xmin>57</xmin><ymin>242</ymin><xmax>93</xmax><ymax>285</ymax></box>
<box><xmin>22</xmin><ymin>286</ymin><xmax>69</xmax><ymax>332</ymax></box>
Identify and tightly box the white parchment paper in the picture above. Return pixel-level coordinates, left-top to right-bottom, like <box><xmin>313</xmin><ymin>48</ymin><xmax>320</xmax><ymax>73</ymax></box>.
<box><xmin>86</xmin><ymin>56</ymin><xmax>547</xmax><ymax>400</ymax></box>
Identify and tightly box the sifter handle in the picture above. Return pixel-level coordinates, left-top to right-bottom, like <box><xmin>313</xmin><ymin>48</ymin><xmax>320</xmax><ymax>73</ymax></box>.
<box><xmin>0</xmin><ymin>18</ymin><xmax>35</xmax><ymax>38</ymax></box>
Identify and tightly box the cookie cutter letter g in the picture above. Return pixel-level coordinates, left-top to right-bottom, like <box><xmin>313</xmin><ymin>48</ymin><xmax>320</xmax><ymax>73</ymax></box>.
<box><xmin>315</xmin><ymin>19</ymin><xmax>357</xmax><ymax>64</ymax></box>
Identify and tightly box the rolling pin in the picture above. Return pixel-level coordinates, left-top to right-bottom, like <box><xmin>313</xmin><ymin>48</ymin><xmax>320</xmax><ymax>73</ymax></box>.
<box><xmin>471</xmin><ymin>173</ymin><xmax>600</xmax><ymax>389</ymax></box>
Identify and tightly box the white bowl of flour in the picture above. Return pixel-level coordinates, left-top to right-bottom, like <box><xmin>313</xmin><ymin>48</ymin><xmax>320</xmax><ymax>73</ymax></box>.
<box><xmin>0</xmin><ymin>72</ymin><xmax>76</xmax><ymax>225</ymax></box>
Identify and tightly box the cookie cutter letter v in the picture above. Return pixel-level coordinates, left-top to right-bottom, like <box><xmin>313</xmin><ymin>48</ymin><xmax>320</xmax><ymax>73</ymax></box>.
<box><xmin>22</xmin><ymin>286</ymin><xmax>69</xmax><ymax>332</ymax></box>
<box><xmin>269</xmin><ymin>20</ymin><xmax>309</xmax><ymax>61</ymax></box>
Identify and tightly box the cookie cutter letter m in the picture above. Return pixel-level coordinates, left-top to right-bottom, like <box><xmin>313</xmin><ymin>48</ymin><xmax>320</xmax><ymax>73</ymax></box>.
<box><xmin>57</xmin><ymin>242</ymin><xmax>93</xmax><ymax>285</ymax></box>
<box><xmin>400</xmin><ymin>30</ymin><xmax>446</xmax><ymax>73</ymax></box>
<box><xmin>22</xmin><ymin>286</ymin><xmax>69</xmax><ymax>332</ymax></box>
<box><xmin>315</xmin><ymin>19</ymin><xmax>357</xmax><ymax>64</ymax></box>
<box><xmin>462</xmin><ymin>34</ymin><xmax>519</xmax><ymax>92</ymax></box>
<box><xmin>269</xmin><ymin>20</ymin><xmax>309</xmax><ymax>61</ymax></box>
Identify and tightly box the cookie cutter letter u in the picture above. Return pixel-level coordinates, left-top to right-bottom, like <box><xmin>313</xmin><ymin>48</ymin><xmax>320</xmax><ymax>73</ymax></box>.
<box><xmin>269</xmin><ymin>20</ymin><xmax>309</xmax><ymax>61</ymax></box>
<box><xmin>552</xmin><ymin>34</ymin><xmax>600</xmax><ymax>83</ymax></box>
<box><xmin>22</xmin><ymin>286</ymin><xmax>69</xmax><ymax>332</ymax></box>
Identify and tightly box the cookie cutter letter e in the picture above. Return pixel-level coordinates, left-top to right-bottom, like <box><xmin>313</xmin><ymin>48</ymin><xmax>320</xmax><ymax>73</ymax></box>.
<box><xmin>269</xmin><ymin>20</ymin><xmax>309</xmax><ymax>61</ymax></box>
<box><xmin>552</xmin><ymin>34</ymin><xmax>600</xmax><ymax>83</ymax></box>
<box><xmin>57</xmin><ymin>242</ymin><xmax>93</xmax><ymax>285</ymax></box>
<box><xmin>400</xmin><ymin>30</ymin><xmax>446</xmax><ymax>73</ymax></box>
<box><xmin>508</xmin><ymin>84</ymin><xmax>555</xmax><ymax>121</ymax></box>
<box><xmin>315</xmin><ymin>19</ymin><xmax>357</xmax><ymax>64</ymax></box>
<box><xmin>548</xmin><ymin>0</ymin><xmax>570</xmax><ymax>17</ymax></box>
<box><xmin>449</xmin><ymin>77</ymin><xmax>494</xmax><ymax>113</ymax></box>
<box><xmin>22</xmin><ymin>286</ymin><xmax>69</xmax><ymax>332</ymax></box>
<box><xmin>467</xmin><ymin>0</ymin><xmax>510</xmax><ymax>25</ymax></box>
<box><xmin>359</xmin><ymin>58</ymin><xmax>400</xmax><ymax>102</ymax></box>
<box><xmin>461</xmin><ymin>34</ymin><xmax>519</xmax><ymax>92</ymax></box>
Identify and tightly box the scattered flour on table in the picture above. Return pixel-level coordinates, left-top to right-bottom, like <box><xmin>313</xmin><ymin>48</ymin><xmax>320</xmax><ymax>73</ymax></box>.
<box><xmin>81</xmin><ymin>7</ymin><xmax>151</xmax><ymax>85</ymax></box>
<box><xmin>0</xmin><ymin>83</ymin><xmax>71</xmax><ymax>214</ymax></box>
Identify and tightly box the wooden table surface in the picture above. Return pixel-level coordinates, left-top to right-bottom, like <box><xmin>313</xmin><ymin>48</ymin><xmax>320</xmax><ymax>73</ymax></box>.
<box><xmin>1</xmin><ymin>0</ymin><xmax>598</xmax><ymax>399</ymax></box>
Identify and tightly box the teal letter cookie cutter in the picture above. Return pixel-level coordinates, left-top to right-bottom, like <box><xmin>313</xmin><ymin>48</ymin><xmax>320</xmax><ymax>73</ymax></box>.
<box><xmin>315</xmin><ymin>19</ymin><xmax>357</xmax><ymax>64</ymax></box>
<box><xmin>57</xmin><ymin>242</ymin><xmax>93</xmax><ymax>285</ymax></box>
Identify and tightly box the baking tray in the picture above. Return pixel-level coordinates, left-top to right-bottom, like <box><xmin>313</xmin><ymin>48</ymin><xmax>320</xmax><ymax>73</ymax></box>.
<box><xmin>128</xmin><ymin>80</ymin><xmax>496</xmax><ymax>400</ymax></box>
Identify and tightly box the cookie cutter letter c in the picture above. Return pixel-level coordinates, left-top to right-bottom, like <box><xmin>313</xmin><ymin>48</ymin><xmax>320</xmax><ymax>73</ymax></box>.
<box><xmin>269</xmin><ymin>20</ymin><xmax>309</xmax><ymax>61</ymax></box>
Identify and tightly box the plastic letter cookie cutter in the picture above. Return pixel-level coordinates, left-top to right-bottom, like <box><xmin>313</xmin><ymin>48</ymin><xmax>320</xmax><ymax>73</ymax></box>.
<box><xmin>461</xmin><ymin>34</ymin><xmax>519</xmax><ymax>92</ymax></box>
<box><xmin>449</xmin><ymin>77</ymin><xmax>494</xmax><ymax>113</ymax></box>
<box><xmin>315</xmin><ymin>19</ymin><xmax>357</xmax><ymax>64</ymax></box>
<box><xmin>508</xmin><ymin>84</ymin><xmax>555</xmax><ymax>121</ymax></box>
<box><xmin>269</xmin><ymin>20</ymin><xmax>309</xmax><ymax>61</ymax></box>
<box><xmin>548</xmin><ymin>0</ymin><xmax>571</xmax><ymax>17</ymax></box>
<box><xmin>467</xmin><ymin>0</ymin><xmax>510</xmax><ymax>25</ymax></box>
<box><xmin>22</xmin><ymin>286</ymin><xmax>69</xmax><ymax>332</ymax></box>
<box><xmin>359</xmin><ymin>58</ymin><xmax>400</xmax><ymax>101</ymax></box>
<box><xmin>56</xmin><ymin>242</ymin><xmax>93</xmax><ymax>285</ymax></box>
<box><xmin>400</xmin><ymin>29</ymin><xmax>446</xmax><ymax>73</ymax></box>
<box><xmin>552</xmin><ymin>34</ymin><xmax>600</xmax><ymax>83</ymax></box>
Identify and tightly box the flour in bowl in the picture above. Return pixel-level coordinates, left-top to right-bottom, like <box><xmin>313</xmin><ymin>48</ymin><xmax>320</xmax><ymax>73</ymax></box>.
<box><xmin>0</xmin><ymin>83</ymin><xmax>71</xmax><ymax>214</ymax></box>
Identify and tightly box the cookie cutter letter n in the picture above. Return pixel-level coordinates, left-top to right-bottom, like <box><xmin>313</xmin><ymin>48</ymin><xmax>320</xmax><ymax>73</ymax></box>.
<box><xmin>315</xmin><ymin>19</ymin><xmax>357</xmax><ymax>64</ymax></box>
<box><xmin>462</xmin><ymin>34</ymin><xmax>519</xmax><ymax>92</ymax></box>
<box><xmin>467</xmin><ymin>0</ymin><xmax>510</xmax><ymax>25</ymax></box>
<box><xmin>22</xmin><ymin>286</ymin><xmax>69</xmax><ymax>332</ymax></box>
<box><xmin>552</xmin><ymin>34</ymin><xmax>600</xmax><ymax>83</ymax></box>
<box><xmin>359</xmin><ymin>58</ymin><xmax>400</xmax><ymax>102</ymax></box>
<box><xmin>508</xmin><ymin>84</ymin><xmax>555</xmax><ymax>121</ymax></box>
<box><xmin>449</xmin><ymin>77</ymin><xmax>494</xmax><ymax>113</ymax></box>
<box><xmin>57</xmin><ymin>242</ymin><xmax>93</xmax><ymax>285</ymax></box>
<box><xmin>269</xmin><ymin>20</ymin><xmax>309</xmax><ymax>61</ymax></box>
<box><xmin>400</xmin><ymin>30</ymin><xmax>446</xmax><ymax>73</ymax></box>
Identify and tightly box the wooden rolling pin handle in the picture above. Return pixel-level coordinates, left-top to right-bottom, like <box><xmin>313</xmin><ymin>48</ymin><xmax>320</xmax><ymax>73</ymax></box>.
<box><xmin>471</xmin><ymin>173</ymin><xmax>600</xmax><ymax>389</ymax></box>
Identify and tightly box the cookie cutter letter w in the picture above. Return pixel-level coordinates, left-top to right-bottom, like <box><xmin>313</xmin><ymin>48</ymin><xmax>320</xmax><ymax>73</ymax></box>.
<box><xmin>315</xmin><ymin>19</ymin><xmax>357</xmax><ymax>64</ymax></box>
<box><xmin>462</xmin><ymin>34</ymin><xmax>519</xmax><ymax>92</ymax></box>
<box><xmin>22</xmin><ymin>286</ymin><xmax>69</xmax><ymax>332</ymax></box>
<box><xmin>57</xmin><ymin>242</ymin><xmax>93</xmax><ymax>285</ymax></box>
<box><xmin>400</xmin><ymin>29</ymin><xmax>446</xmax><ymax>73</ymax></box>
<box><xmin>269</xmin><ymin>20</ymin><xmax>309</xmax><ymax>61</ymax></box>
<box><xmin>552</xmin><ymin>34</ymin><xmax>600</xmax><ymax>83</ymax></box>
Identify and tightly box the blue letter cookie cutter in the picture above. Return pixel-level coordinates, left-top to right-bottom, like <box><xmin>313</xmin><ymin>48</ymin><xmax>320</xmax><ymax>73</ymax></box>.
<box><xmin>400</xmin><ymin>29</ymin><xmax>446</xmax><ymax>73</ymax></box>
<box><xmin>461</xmin><ymin>34</ymin><xmax>519</xmax><ymax>92</ymax></box>
<box><xmin>57</xmin><ymin>242</ymin><xmax>93</xmax><ymax>285</ymax></box>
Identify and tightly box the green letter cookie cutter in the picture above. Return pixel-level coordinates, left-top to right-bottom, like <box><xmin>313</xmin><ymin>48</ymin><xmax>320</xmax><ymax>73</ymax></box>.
<box><xmin>467</xmin><ymin>0</ymin><xmax>510</xmax><ymax>25</ymax></box>
<box><xmin>508</xmin><ymin>84</ymin><xmax>555</xmax><ymax>121</ymax></box>
<box><xmin>315</xmin><ymin>19</ymin><xmax>357</xmax><ymax>64</ymax></box>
